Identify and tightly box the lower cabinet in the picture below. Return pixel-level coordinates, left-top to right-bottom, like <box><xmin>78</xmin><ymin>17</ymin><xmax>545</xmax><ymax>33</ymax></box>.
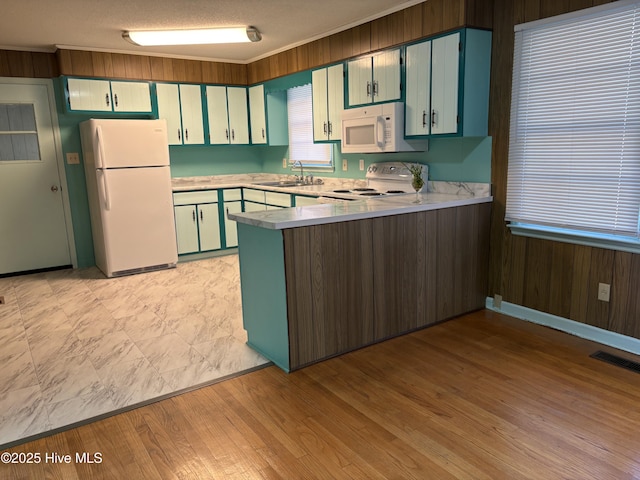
<box><xmin>222</xmin><ymin>189</ymin><xmax>243</xmax><ymax>248</ymax></box>
<box><xmin>173</xmin><ymin>191</ymin><xmax>221</xmax><ymax>255</ymax></box>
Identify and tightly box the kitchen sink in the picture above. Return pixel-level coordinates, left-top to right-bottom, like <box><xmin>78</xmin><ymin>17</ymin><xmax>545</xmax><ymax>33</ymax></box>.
<box><xmin>253</xmin><ymin>180</ymin><xmax>307</xmax><ymax>188</ymax></box>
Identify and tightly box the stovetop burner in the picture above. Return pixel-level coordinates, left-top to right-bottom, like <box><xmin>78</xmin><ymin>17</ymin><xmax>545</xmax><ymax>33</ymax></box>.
<box><xmin>353</xmin><ymin>187</ymin><xmax>375</xmax><ymax>192</ymax></box>
<box><xmin>359</xmin><ymin>192</ymin><xmax>385</xmax><ymax>196</ymax></box>
<box><xmin>333</xmin><ymin>189</ymin><xmax>352</xmax><ymax>193</ymax></box>
<box><xmin>386</xmin><ymin>190</ymin><xmax>406</xmax><ymax>194</ymax></box>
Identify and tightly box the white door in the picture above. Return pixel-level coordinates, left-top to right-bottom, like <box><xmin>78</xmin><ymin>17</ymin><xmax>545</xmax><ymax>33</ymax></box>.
<box><xmin>156</xmin><ymin>83</ymin><xmax>183</xmax><ymax>145</ymax></box>
<box><xmin>110</xmin><ymin>81</ymin><xmax>152</xmax><ymax>113</ymax></box>
<box><xmin>178</xmin><ymin>84</ymin><xmax>205</xmax><ymax>145</ymax></box>
<box><xmin>197</xmin><ymin>203</ymin><xmax>221</xmax><ymax>251</ymax></box>
<box><xmin>248</xmin><ymin>85</ymin><xmax>267</xmax><ymax>144</ymax></box>
<box><xmin>373</xmin><ymin>49</ymin><xmax>401</xmax><ymax>103</ymax></box>
<box><xmin>431</xmin><ymin>32</ymin><xmax>460</xmax><ymax>135</ymax></box>
<box><xmin>348</xmin><ymin>56</ymin><xmax>372</xmax><ymax>106</ymax></box>
<box><xmin>405</xmin><ymin>40</ymin><xmax>432</xmax><ymax>136</ymax></box>
<box><xmin>312</xmin><ymin>68</ymin><xmax>329</xmax><ymax>141</ymax></box>
<box><xmin>206</xmin><ymin>85</ymin><xmax>230</xmax><ymax>144</ymax></box>
<box><xmin>0</xmin><ymin>80</ymin><xmax>72</xmax><ymax>275</ymax></box>
<box><xmin>227</xmin><ymin>87</ymin><xmax>249</xmax><ymax>144</ymax></box>
<box><xmin>174</xmin><ymin>205</ymin><xmax>199</xmax><ymax>254</ymax></box>
<box><xmin>326</xmin><ymin>64</ymin><xmax>344</xmax><ymax>140</ymax></box>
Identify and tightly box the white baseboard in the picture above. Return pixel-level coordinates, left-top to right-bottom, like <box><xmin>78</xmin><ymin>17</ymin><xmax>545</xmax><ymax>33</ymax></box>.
<box><xmin>485</xmin><ymin>297</ymin><xmax>640</xmax><ymax>356</ymax></box>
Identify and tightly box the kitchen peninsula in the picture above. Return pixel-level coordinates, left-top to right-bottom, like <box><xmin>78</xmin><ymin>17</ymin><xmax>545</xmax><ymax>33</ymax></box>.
<box><xmin>228</xmin><ymin>187</ymin><xmax>492</xmax><ymax>371</ymax></box>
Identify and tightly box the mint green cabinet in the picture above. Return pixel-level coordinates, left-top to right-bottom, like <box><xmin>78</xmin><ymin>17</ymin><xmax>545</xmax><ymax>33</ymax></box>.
<box><xmin>405</xmin><ymin>29</ymin><xmax>492</xmax><ymax>137</ymax></box>
<box><xmin>65</xmin><ymin>78</ymin><xmax>151</xmax><ymax>113</ymax></box>
<box><xmin>173</xmin><ymin>191</ymin><xmax>221</xmax><ymax>254</ymax></box>
<box><xmin>312</xmin><ymin>64</ymin><xmax>344</xmax><ymax>141</ymax></box>
<box><xmin>156</xmin><ymin>83</ymin><xmax>204</xmax><ymax>145</ymax></box>
<box><xmin>347</xmin><ymin>49</ymin><xmax>401</xmax><ymax>106</ymax></box>
<box><xmin>206</xmin><ymin>85</ymin><xmax>249</xmax><ymax>145</ymax></box>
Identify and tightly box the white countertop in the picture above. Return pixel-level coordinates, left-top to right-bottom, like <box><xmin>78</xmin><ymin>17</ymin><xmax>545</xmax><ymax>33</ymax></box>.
<box><xmin>227</xmin><ymin>192</ymin><xmax>493</xmax><ymax>230</ymax></box>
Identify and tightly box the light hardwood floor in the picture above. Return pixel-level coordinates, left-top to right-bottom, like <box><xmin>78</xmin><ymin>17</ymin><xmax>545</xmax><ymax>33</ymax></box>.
<box><xmin>3</xmin><ymin>309</ymin><xmax>640</xmax><ymax>479</ymax></box>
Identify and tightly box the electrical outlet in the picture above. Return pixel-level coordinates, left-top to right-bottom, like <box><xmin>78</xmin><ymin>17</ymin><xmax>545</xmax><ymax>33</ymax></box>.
<box><xmin>598</xmin><ymin>283</ymin><xmax>611</xmax><ymax>302</ymax></box>
<box><xmin>342</xmin><ymin>159</ymin><xmax>348</xmax><ymax>171</ymax></box>
<box><xmin>66</xmin><ymin>152</ymin><xmax>80</xmax><ymax>165</ymax></box>
<box><xmin>494</xmin><ymin>294</ymin><xmax>502</xmax><ymax>309</ymax></box>
<box><xmin>359</xmin><ymin>159</ymin><xmax>365</xmax><ymax>171</ymax></box>
<box><xmin>282</xmin><ymin>157</ymin><xmax>288</xmax><ymax>169</ymax></box>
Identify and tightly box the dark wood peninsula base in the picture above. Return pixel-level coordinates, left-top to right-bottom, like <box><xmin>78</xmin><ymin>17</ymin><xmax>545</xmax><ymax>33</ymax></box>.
<box><xmin>236</xmin><ymin>202</ymin><xmax>491</xmax><ymax>372</ymax></box>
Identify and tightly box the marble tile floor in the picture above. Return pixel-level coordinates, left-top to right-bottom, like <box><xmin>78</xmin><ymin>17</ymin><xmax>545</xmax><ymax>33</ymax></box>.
<box><xmin>0</xmin><ymin>255</ymin><xmax>269</xmax><ymax>448</ymax></box>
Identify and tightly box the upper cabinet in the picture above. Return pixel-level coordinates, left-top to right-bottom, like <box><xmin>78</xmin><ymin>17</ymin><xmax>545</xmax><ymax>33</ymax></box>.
<box><xmin>347</xmin><ymin>49</ymin><xmax>401</xmax><ymax>107</ymax></box>
<box><xmin>312</xmin><ymin>64</ymin><xmax>344</xmax><ymax>141</ymax></box>
<box><xmin>156</xmin><ymin>83</ymin><xmax>205</xmax><ymax>145</ymax></box>
<box><xmin>65</xmin><ymin>78</ymin><xmax>152</xmax><ymax>113</ymax></box>
<box><xmin>405</xmin><ymin>29</ymin><xmax>492</xmax><ymax>137</ymax></box>
<box><xmin>248</xmin><ymin>85</ymin><xmax>267</xmax><ymax>144</ymax></box>
<box><xmin>205</xmin><ymin>85</ymin><xmax>249</xmax><ymax>145</ymax></box>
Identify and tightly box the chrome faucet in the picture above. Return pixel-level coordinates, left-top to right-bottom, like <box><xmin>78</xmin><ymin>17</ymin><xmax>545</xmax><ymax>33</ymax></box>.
<box><xmin>292</xmin><ymin>160</ymin><xmax>304</xmax><ymax>184</ymax></box>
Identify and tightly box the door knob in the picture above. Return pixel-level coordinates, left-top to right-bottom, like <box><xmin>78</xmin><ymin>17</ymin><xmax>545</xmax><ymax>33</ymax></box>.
<box><xmin>51</xmin><ymin>185</ymin><xmax>59</xmax><ymax>192</ymax></box>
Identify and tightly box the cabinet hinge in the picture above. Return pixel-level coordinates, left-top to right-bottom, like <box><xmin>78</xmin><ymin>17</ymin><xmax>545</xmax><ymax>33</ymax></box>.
<box><xmin>457</xmin><ymin>115</ymin><xmax>460</xmax><ymax>124</ymax></box>
<box><xmin>459</xmin><ymin>42</ymin><xmax>463</xmax><ymax>52</ymax></box>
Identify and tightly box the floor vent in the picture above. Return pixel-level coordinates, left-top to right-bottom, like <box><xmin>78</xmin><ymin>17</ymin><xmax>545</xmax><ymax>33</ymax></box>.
<box><xmin>590</xmin><ymin>350</ymin><xmax>640</xmax><ymax>374</ymax></box>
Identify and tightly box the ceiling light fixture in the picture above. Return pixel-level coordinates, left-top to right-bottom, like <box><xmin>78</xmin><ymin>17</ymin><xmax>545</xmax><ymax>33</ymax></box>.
<box><xmin>123</xmin><ymin>26</ymin><xmax>262</xmax><ymax>46</ymax></box>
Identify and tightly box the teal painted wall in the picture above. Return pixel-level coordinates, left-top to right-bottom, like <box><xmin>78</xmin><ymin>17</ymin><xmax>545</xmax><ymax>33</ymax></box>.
<box><xmin>260</xmin><ymin>137</ymin><xmax>492</xmax><ymax>183</ymax></box>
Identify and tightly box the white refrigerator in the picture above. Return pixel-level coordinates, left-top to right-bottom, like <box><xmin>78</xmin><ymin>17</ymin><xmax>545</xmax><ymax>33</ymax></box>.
<box><xmin>80</xmin><ymin>119</ymin><xmax>178</xmax><ymax>277</ymax></box>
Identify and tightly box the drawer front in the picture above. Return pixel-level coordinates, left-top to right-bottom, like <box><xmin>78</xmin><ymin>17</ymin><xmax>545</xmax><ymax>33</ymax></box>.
<box><xmin>265</xmin><ymin>191</ymin><xmax>292</xmax><ymax>207</ymax></box>
<box><xmin>243</xmin><ymin>189</ymin><xmax>265</xmax><ymax>203</ymax></box>
<box><xmin>244</xmin><ymin>201</ymin><xmax>266</xmax><ymax>212</ymax></box>
<box><xmin>294</xmin><ymin>195</ymin><xmax>319</xmax><ymax>206</ymax></box>
<box><xmin>173</xmin><ymin>190</ymin><xmax>218</xmax><ymax>205</ymax></box>
<box><xmin>223</xmin><ymin>188</ymin><xmax>242</xmax><ymax>201</ymax></box>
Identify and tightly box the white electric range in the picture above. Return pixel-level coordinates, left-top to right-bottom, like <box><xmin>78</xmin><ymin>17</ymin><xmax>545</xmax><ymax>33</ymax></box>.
<box><xmin>330</xmin><ymin>161</ymin><xmax>428</xmax><ymax>198</ymax></box>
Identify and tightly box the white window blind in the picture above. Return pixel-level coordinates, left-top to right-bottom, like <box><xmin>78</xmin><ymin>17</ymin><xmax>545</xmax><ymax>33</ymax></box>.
<box><xmin>287</xmin><ymin>84</ymin><xmax>332</xmax><ymax>168</ymax></box>
<box><xmin>506</xmin><ymin>1</ymin><xmax>640</xmax><ymax>240</ymax></box>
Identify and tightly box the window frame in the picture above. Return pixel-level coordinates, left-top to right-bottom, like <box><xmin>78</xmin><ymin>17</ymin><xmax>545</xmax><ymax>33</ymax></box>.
<box><xmin>505</xmin><ymin>0</ymin><xmax>640</xmax><ymax>254</ymax></box>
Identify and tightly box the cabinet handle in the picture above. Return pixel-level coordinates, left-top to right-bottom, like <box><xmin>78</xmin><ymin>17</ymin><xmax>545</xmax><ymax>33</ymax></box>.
<box><xmin>231</xmin><ymin>129</ymin><xmax>235</xmax><ymax>141</ymax></box>
<box><xmin>185</xmin><ymin>129</ymin><xmax>189</xmax><ymax>142</ymax></box>
<box><xmin>366</xmin><ymin>81</ymin><xmax>371</xmax><ymax>97</ymax></box>
<box><xmin>192</xmin><ymin>209</ymin><xmax>196</xmax><ymax>221</ymax></box>
<box><xmin>225</xmin><ymin>129</ymin><xmax>229</xmax><ymax>140</ymax></box>
<box><xmin>373</xmin><ymin>81</ymin><xmax>378</xmax><ymax>97</ymax></box>
<box><xmin>200</xmin><ymin>209</ymin><xmax>203</xmax><ymax>221</ymax></box>
<box><xmin>328</xmin><ymin>121</ymin><xmax>332</xmax><ymax>135</ymax></box>
<box><xmin>114</xmin><ymin>94</ymin><xmax>118</xmax><ymax>107</ymax></box>
<box><xmin>431</xmin><ymin>109</ymin><xmax>436</xmax><ymax>127</ymax></box>
<box><xmin>262</xmin><ymin>128</ymin><xmax>265</xmax><ymax>139</ymax></box>
<box><xmin>323</xmin><ymin>122</ymin><xmax>327</xmax><ymax>134</ymax></box>
<box><xmin>105</xmin><ymin>94</ymin><xmax>110</xmax><ymax>107</ymax></box>
<box><xmin>422</xmin><ymin>111</ymin><xmax>427</xmax><ymax>127</ymax></box>
<box><xmin>178</xmin><ymin>129</ymin><xmax>181</xmax><ymax>141</ymax></box>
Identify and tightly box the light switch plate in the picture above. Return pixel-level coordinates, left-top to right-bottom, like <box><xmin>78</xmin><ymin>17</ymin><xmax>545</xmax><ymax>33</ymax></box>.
<box><xmin>342</xmin><ymin>159</ymin><xmax>348</xmax><ymax>171</ymax></box>
<box><xmin>598</xmin><ymin>283</ymin><xmax>611</xmax><ymax>302</ymax></box>
<box><xmin>359</xmin><ymin>159</ymin><xmax>365</xmax><ymax>171</ymax></box>
<box><xmin>66</xmin><ymin>152</ymin><xmax>80</xmax><ymax>164</ymax></box>
<box><xmin>282</xmin><ymin>157</ymin><xmax>287</xmax><ymax>169</ymax></box>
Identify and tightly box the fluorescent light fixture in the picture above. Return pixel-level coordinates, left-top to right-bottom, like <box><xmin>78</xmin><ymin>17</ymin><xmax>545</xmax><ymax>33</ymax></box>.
<box><xmin>123</xmin><ymin>26</ymin><xmax>261</xmax><ymax>46</ymax></box>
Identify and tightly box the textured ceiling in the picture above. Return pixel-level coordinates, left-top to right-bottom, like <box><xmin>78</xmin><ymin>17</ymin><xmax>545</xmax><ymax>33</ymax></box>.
<box><xmin>1</xmin><ymin>0</ymin><xmax>425</xmax><ymax>63</ymax></box>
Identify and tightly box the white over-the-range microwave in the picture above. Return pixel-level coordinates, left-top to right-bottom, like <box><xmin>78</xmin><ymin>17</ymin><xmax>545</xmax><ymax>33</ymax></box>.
<box><xmin>341</xmin><ymin>101</ymin><xmax>427</xmax><ymax>154</ymax></box>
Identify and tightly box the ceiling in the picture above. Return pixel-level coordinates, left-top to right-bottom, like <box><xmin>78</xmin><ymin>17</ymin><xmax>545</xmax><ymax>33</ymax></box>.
<box><xmin>1</xmin><ymin>0</ymin><xmax>425</xmax><ymax>64</ymax></box>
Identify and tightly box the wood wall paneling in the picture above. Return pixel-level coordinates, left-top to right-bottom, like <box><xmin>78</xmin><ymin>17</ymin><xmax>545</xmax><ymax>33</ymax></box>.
<box><xmin>403</xmin><ymin>5</ymin><xmax>425</xmax><ymax>43</ymax></box>
<box><xmin>423</xmin><ymin>0</ymin><xmax>446</xmax><ymax>37</ymax></box>
<box><xmin>488</xmin><ymin>0</ymin><xmax>640</xmax><ymax>342</ymax></box>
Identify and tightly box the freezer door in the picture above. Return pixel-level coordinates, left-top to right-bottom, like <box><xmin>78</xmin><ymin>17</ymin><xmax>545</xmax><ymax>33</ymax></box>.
<box><xmin>96</xmin><ymin>165</ymin><xmax>177</xmax><ymax>276</ymax></box>
<box><xmin>87</xmin><ymin>119</ymin><xmax>170</xmax><ymax>168</ymax></box>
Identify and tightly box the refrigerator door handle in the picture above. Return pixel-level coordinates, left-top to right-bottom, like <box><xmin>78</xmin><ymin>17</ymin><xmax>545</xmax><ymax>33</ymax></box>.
<box><xmin>96</xmin><ymin>126</ymin><xmax>106</xmax><ymax>168</ymax></box>
<box><xmin>98</xmin><ymin>169</ymin><xmax>111</xmax><ymax>211</ymax></box>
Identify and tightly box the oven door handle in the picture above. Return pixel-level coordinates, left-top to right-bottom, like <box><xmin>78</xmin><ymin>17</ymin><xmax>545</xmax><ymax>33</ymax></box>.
<box><xmin>375</xmin><ymin>116</ymin><xmax>385</xmax><ymax>149</ymax></box>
